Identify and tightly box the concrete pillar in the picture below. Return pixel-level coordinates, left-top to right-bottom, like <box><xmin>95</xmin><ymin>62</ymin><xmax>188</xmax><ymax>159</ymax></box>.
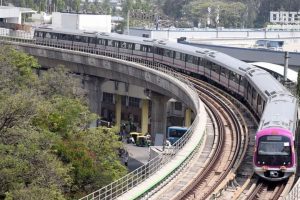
<box><xmin>141</xmin><ymin>99</ymin><xmax>149</xmax><ymax>135</ymax></box>
<box><xmin>185</xmin><ymin>108</ymin><xmax>192</xmax><ymax>127</ymax></box>
<box><xmin>85</xmin><ymin>76</ymin><xmax>105</xmax><ymax>115</ymax></box>
<box><xmin>115</xmin><ymin>94</ymin><xmax>122</xmax><ymax>132</ymax></box>
<box><xmin>150</xmin><ymin>92</ymin><xmax>169</xmax><ymax>144</ymax></box>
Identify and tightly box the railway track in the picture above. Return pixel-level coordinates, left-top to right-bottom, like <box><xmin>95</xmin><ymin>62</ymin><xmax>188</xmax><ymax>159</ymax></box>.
<box><xmin>147</xmin><ymin>75</ymin><xmax>249</xmax><ymax>200</ymax></box>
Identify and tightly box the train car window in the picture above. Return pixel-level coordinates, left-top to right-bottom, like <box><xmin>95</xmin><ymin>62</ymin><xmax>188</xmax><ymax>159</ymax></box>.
<box><xmin>97</xmin><ymin>38</ymin><xmax>103</xmax><ymax>45</ymax></box>
<box><xmin>45</xmin><ymin>32</ymin><xmax>51</xmax><ymax>39</ymax></box>
<box><xmin>193</xmin><ymin>57</ymin><xmax>199</xmax><ymax>65</ymax></box>
<box><xmin>257</xmin><ymin>95</ymin><xmax>262</xmax><ymax>106</ymax></box>
<box><xmin>51</xmin><ymin>33</ymin><xmax>58</xmax><ymax>39</ymax></box>
<box><xmin>240</xmin><ymin>76</ymin><xmax>245</xmax><ymax>85</ymax></box>
<box><xmin>127</xmin><ymin>43</ymin><xmax>133</xmax><ymax>49</ymax></box>
<box><xmin>37</xmin><ymin>31</ymin><xmax>44</xmax><ymax>37</ymax></box>
<box><xmin>252</xmin><ymin>88</ymin><xmax>257</xmax><ymax>99</ymax></box>
<box><xmin>80</xmin><ymin>36</ymin><xmax>88</xmax><ymax>43</ymax></box>
<box><xmin>180</xmin><ymin>53</ymin><xmax>185</xmax><ymax>61</ymax></box>
<box><xmin>89</xmin><ymin>37</ymin><xmax>96</xmax><ymax>44</ymax></box>
<box><xmin>220</xmin><ymin>67</ymin><xmax>228</xmax><ymax>77</ymax></box>
<box><xmin>74</xmin><ymin>35</ymin><xmax>81</xmax><ymax>42</ymax></box>
<box><xmin>59</xmin><ymin>34</ymin><xmax>69</xmax><ymax>40</ymax></box>
<box><xmin>120</xmin><ymin>41</ymin><xmax>126</xmax><ymax>49</ymax></box>
<box><xmin>148</xmin><ymin>46</ymin><xmax>153</xmax><ymax>53</ymax></box>
<box><xmin>156</xmin><ymin>48</ymin><xmax>163</xmax><ymax>55</ymax></box>
<box><xmin>175</xmin><ymin>52</ymin><xmax>180</xmax><ymax>60</ymax></box>
<box><xmin>230</xmin><ymin>71</ymin><xmax>239</xmax><ymax>83</ymax></box>
<box><xmin>163</xmin><ymin>49</ymin><xmax>171</xmax><ymax>57</ymax></box>
<box><xmin>199</xmin><ymin>58</ymin><xmax>204</xmax><ymax>66</ymax></box>
<box><xmin>107</xmin><ymin>40</ymin><xmax>112</xmax><ymax>46</ymax></box>
<box><xmin>141</xmin><ymin>45</ymin><xmax>148</xmax><ymax>52</ymax></box>
<box><xmin>135</xmin><ymin>44</ymin><xmax>140</xmax><ymax>51</ymax></box>
<box><xmin>205</xmin><ymin>60</ymin><xmax>212</xmax><ymax>68</ymax></box>
<box><xmin>211</xmin><ymin>63</ymin><xmax>220</xmax><ymax>73</ymax></box>
<box><xmin>99</xmin><ymin>39</ymin><xmax>107</xmax><ymax>46</ymax></box>
<box><xmin>112</xmin><ymin>41</ymin><xmax>119</xmax><ymax>47</ymax></box>
<box><xmin>186</xmin><ymin>55</ymin><xmax>193</xmax><ymax>63</ymax></box>
<box><xmin>248</xmin><ymin>84</ymin><xmax>252</xmax><ymax>95</ymax></box>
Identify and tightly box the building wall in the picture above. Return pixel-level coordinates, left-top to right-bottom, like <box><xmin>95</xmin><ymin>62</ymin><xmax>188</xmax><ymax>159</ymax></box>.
<box><xmin>52</xmin><ymin>12</ymin><xmax>111</xmax><ymax>32</ymax></box>
<box><xmin>128</xmin><ymin>28</ymin><xmax>300</xmax><ymax>41</ymax></box>
<box><xmin>79</xmin><ymin>15</ymin><xmax>111</xmax><ymax>33</ymax></box>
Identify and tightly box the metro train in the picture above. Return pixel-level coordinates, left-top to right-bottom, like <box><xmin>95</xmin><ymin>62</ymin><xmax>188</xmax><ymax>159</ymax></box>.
<box><xmin>33</xmin><ymin>27</ymin><xmax>298</xmax><ymax>181</ymax></box>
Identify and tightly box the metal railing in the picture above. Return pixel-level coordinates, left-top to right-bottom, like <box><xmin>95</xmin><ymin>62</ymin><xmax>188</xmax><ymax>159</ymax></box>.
<box><xmin>79</xmin><ymin>116</ymin><xmax>200</xmax><ymax>200</ymax></box>
<box><xmin>0</xmin><ymin>30</ymin><xmax>202</xmax><ymax>200</ymax></box>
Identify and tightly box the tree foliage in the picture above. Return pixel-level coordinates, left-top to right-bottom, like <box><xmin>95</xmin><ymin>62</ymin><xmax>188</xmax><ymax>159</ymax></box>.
<box><xmin>0</xmin><ymin>46</ymin><xmax>127</xmax><ymax>199</ymax></box>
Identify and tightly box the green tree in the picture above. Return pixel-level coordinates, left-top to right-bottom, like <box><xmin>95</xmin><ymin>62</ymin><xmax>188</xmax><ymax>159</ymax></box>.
<box><xmin>0</xmin><ymin>46</ymin><xmax>127</xmax><ymax>199</ymax></box>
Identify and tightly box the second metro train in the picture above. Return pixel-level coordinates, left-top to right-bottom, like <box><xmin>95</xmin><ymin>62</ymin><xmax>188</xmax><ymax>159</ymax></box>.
<box><xmin>33</xmin><ymin>27</ymin><xmax>298</xmax><ymax>181</ymax></box>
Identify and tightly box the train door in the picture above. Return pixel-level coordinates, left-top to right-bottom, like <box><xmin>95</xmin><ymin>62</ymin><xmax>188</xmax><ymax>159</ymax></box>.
<box><xmin>73</xmin><ymin>35</ymin><xmax>89</xmax><ymax>51</ymax></box>
<box><xmin>174</xmin><ymin>51</ymin><xmax>185</xmax><ymax>70</ymax></box>
<box><xmin>146</xmin><ymin>46</ymin><xmax>154</xmax><ymax>61</ymax></box>
<box><xmin>228</xmin><ymin>71</ymin><xmax>240</xmax><ymax>94</ymax></box>
<box><xmin>257</xmin><ymin>94</ymin><xmax>263</xmax><ymax>116</ymax></box>
<box><xmin>88</xmin><ymin>37</ymin><xmax>97</xmax><ymax>52</ymax></box>
<box><xmin>95</xmin><ymin>38</ymin><xmax>106</xmax><ymax>52</ymax></box>
<box><xmin>57</xmin><ymin>33</ymin><xmax>73</xmax><ymax>49</ymax></box>
<box><xmin>112</xmin><ymin>40</ymin><xmax>120</xmax><ymax>55</ymax></box>
<box><xmin>105</xmin><ymin>39</ymin><xmax>114</xmax><ymax>52</ymax></box>
<box><xmin>246</xmin><ymin>81</ymin><xmax>252</xmax><ymax>105</ymax></box>
<box><xmin>204</xmin><ymin>60</ymin><xmax>212</xmax><ymax>79</ymax></box>
<box><xmin>251</xmin><ymin>87</ymin><xmax>258</xmax><ymax>109</ymax></box>
<box><xmin>162</xmin><ymin>49</ymin><xmax>173</xmax><ymax>66</ymax></box>
<box><xmin>220</xmin><ymin>66</ymin><xmax>229</xmax><ymax>88</ymax></box>
<box><xmin>238</xmin><ymin>76</ymin><xmax>245</xmax><ymax>97</ymax></box>
<box><xmin>154</xmin><ymin>47</ymin><xmax>163</xmax><ymax>62</ymax></box>
<box><xmin>119</xmin><ymin>41</ymin><xmax>128</xmax><ymax>55</ymax></box>
<box><xmin>210</xmin><ymin>62</ymin><xmax>220</xmax><ymax>83</ymax></box>
<box><xmin>185</xmin><ymin>55</ymin><xmax>198</xmax><ymax>73</ymax></box>
<box><xmin>198</xmin><ymin>57</ymin><xmax>204</xmax><ymax>75</ymax></box>
<box><xmin>133</xmin><ymin>43</ymin><xmax>142</xmax><ymax>58</ymax></box>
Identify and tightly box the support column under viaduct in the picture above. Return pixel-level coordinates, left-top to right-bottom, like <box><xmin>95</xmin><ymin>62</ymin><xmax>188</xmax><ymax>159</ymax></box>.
<box><xmin>150</xmin><ymin>92</ymin><xmax>170</xmax><ymax>144</ymax></box>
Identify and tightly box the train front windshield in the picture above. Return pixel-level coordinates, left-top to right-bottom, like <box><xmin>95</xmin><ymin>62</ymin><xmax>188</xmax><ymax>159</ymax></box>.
<box><xmin>257</xmin><ymin>135</ymin><xmax>292</xmax><ymax>166</ymax></box>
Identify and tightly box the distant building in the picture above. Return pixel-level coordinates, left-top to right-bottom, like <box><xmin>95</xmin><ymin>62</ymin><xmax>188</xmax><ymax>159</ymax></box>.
<box><xmin>0</xmin><ymin>6</ymin><xmax>36</xmax><ymax>24</ymax></box>
<box><xmin>52</xmin><ymin>12</ymin><xmax>111</xmax><ymax>32</ymax></box>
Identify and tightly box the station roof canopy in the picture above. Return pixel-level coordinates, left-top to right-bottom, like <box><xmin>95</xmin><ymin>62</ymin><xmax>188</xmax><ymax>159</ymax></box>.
<box><xmin>251</xmin><ymin>62</ymin><xmax>297</xmax><ymax>83</ymax></box>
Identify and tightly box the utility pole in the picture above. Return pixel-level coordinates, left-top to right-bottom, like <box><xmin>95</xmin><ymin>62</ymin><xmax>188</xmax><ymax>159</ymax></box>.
<box><xmin>284</xmin><ymin>51</ymin><xmax>290</xmax><ymax>84</ymax></box>
<box><xmin>127</xmin><ymin>10</ymin><xmax>130</xmax><ymax>35</ymax></box>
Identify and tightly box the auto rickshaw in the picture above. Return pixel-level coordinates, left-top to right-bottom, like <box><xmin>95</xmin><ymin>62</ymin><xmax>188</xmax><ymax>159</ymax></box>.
<box><xmin>136</xmin><ymin>135</ymin><xmax>150</xmax><ymax>147</ymax></box>
<box><xmin>127</xmin><ymin>132</ymin><xmax>141</xmax><ymax>144</ymax></box>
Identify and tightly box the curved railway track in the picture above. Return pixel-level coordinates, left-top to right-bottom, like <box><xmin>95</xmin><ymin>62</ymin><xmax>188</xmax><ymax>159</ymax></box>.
<box><xmin>180</xmin><ymin>77</ymin><xmax>248</xmax><ymax>200</ymax></box>
<box><xmin>147</xmin><ymin>75</ymin><xmax>249</xmax><ymax>200</ymax></box>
